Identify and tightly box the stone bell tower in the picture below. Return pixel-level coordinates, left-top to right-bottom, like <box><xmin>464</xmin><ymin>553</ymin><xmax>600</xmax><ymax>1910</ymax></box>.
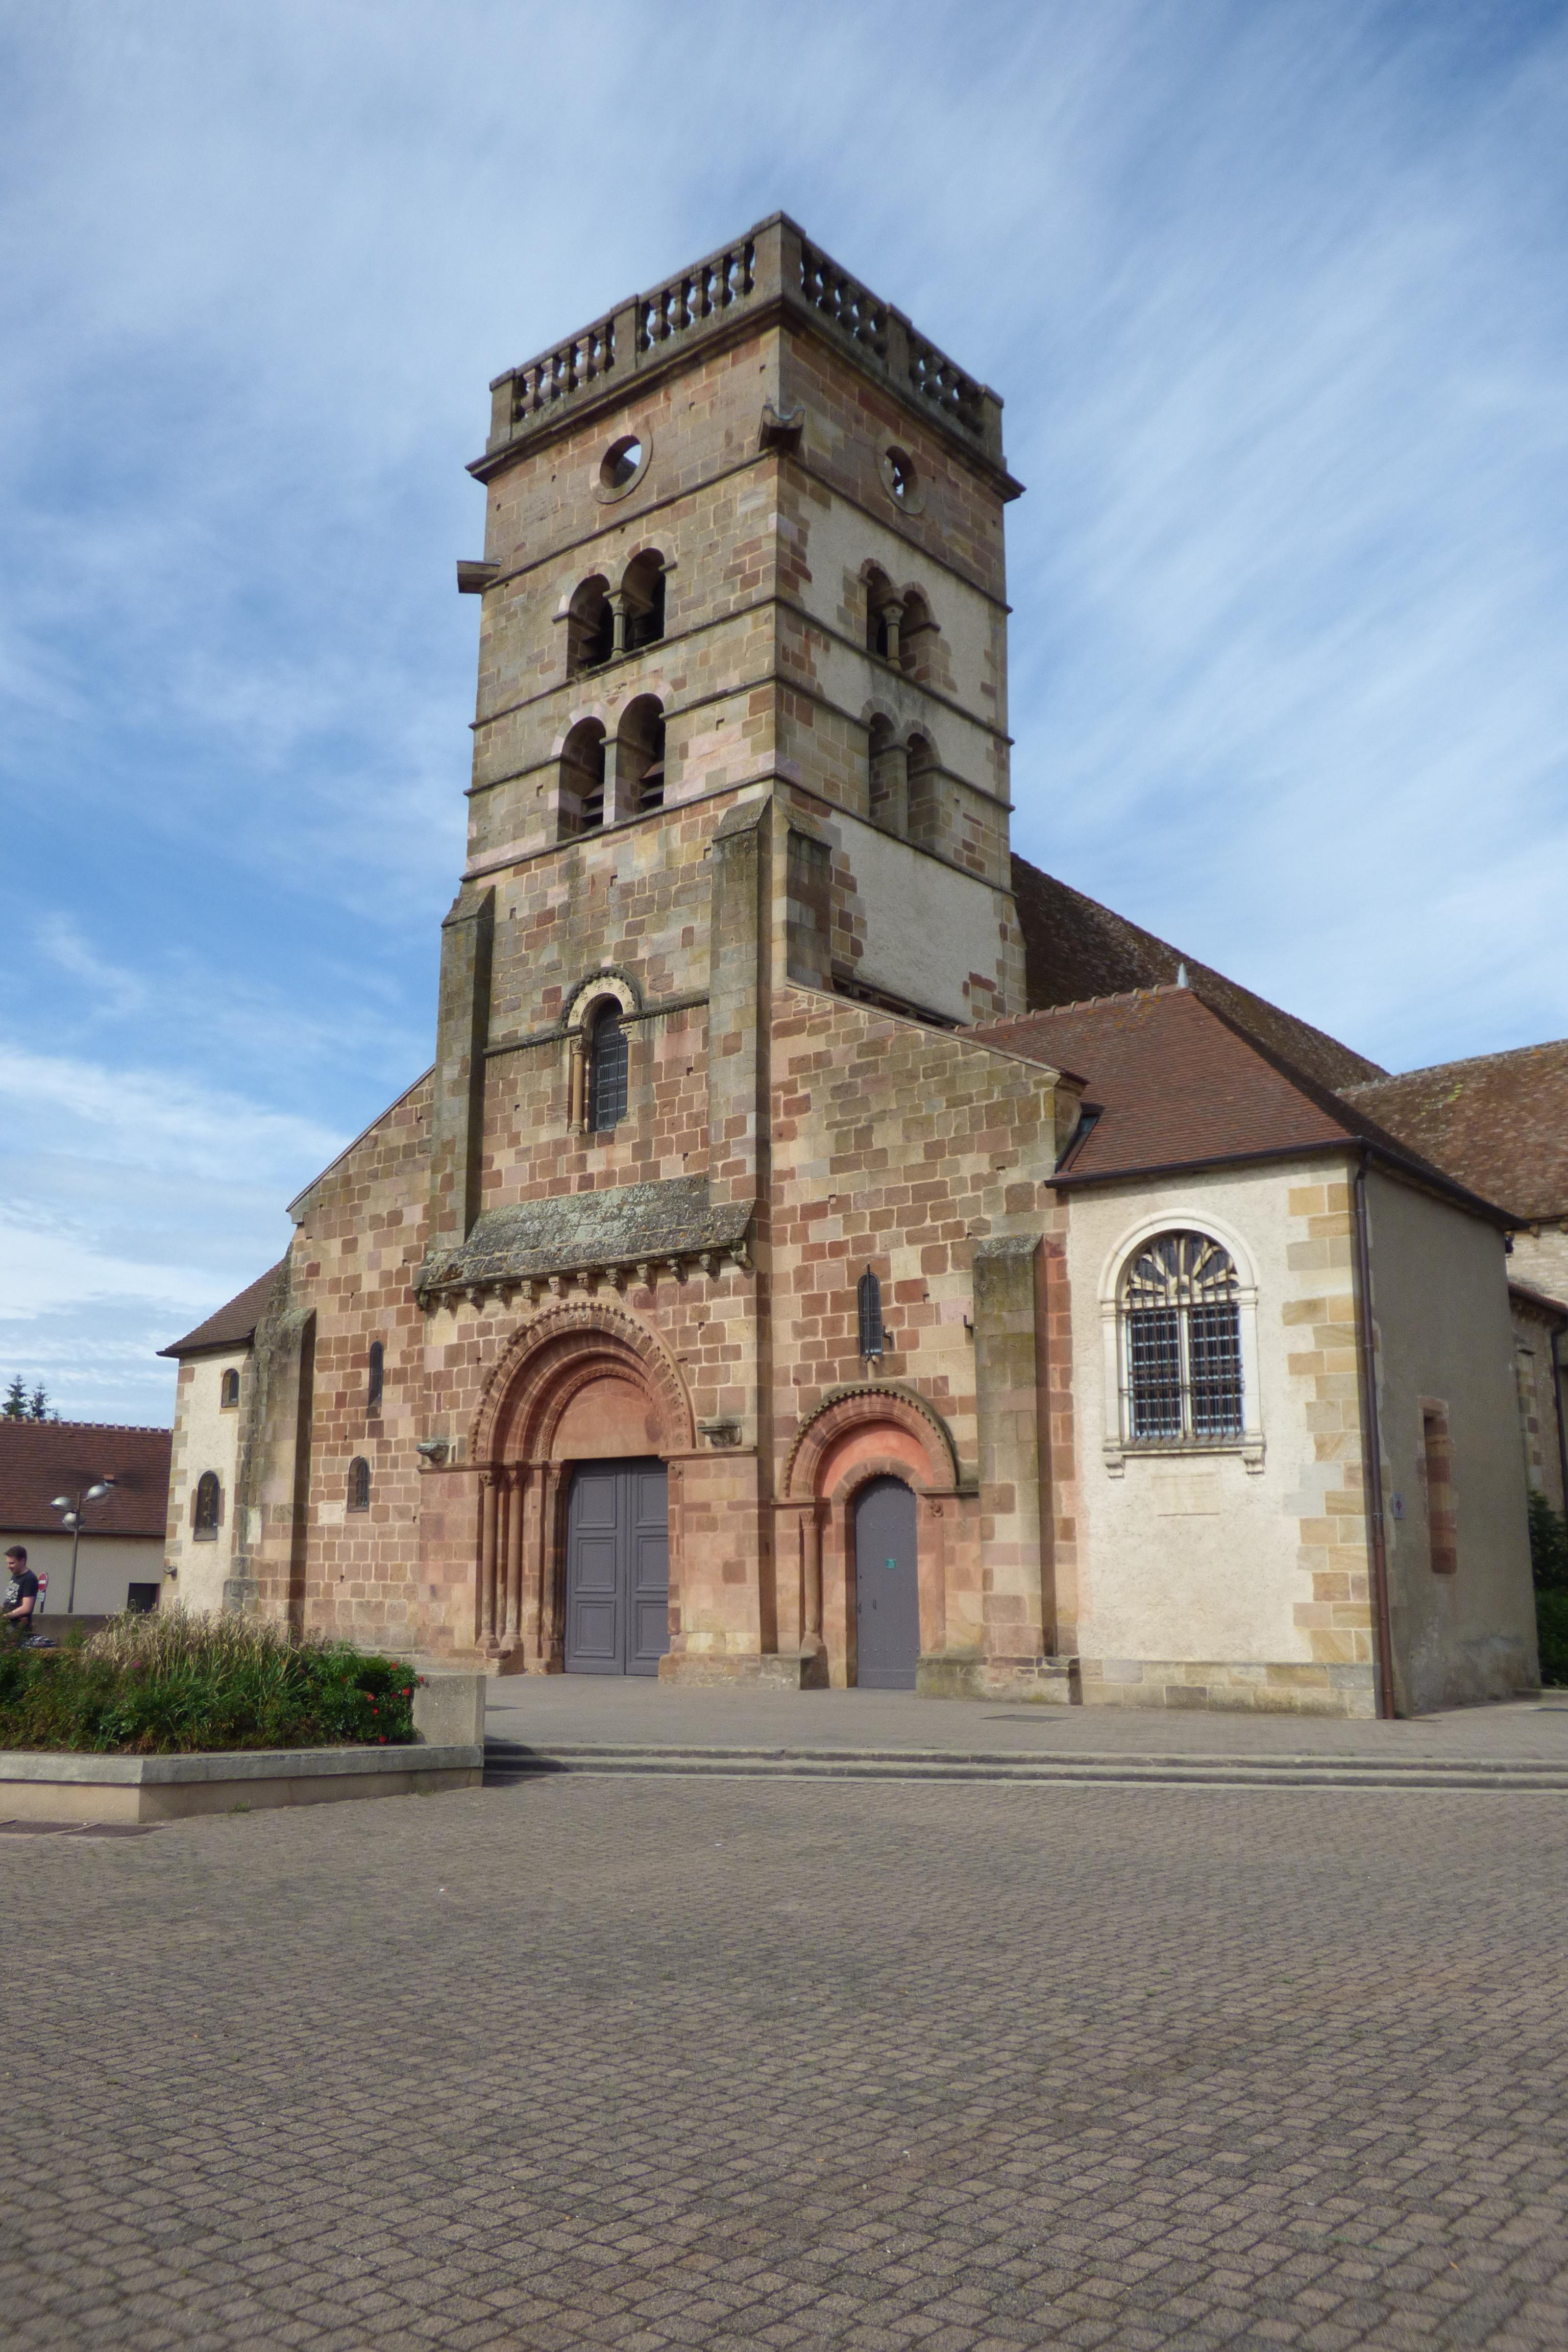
<box><xmin>427</xmin><ymin>211</ymin><xmax>1026</xmax><ymax>1252</ymax></box>
<box><xmin>396</xmin><ymin>214</ymin><xmax>1058</xmax><ymax>1685</ymax></box>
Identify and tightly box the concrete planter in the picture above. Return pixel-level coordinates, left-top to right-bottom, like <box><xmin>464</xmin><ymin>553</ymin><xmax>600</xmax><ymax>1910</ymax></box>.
<box><xmin>0</xmin><ymin>1743</ymin><xmax>483</xmax><ymax>1824</ymax></box>
<box><xmin>0</xmin><ymin>1673</ymin><xmax>487</xmax><ymax>1825</ymax></box>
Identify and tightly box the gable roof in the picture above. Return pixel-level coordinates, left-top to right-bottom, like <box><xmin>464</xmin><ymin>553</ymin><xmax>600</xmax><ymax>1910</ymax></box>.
<box><xmin>972</xmin><ymin>985</ymin><xmax>1510</xmax><ymax>1220</ymax></box>
<box><xmin>1342</xmin><ymin>1038</ymin><xmax>1568</xmax><ymax>1226</ymax></box>
<box><xmin>1010</xmin><ymin>855</ymin><xmax>1385</xmax><ymax>1094</ymax></box>
<box><xmin>159</xmin><ymin>1262</ymin><xmax>285</xmax><ymax>1359</ymax></box>
<box><xmin>0</xmin><ymin>1422</ymin><xmax>173</xmax><ymax>1540</ymax></box>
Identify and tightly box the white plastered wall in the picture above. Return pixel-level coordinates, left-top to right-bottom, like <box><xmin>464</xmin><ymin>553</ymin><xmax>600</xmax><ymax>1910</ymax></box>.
<box><xmin>164</xmin><ymin>1348</ymin><xmax>249</xmax><ymax>1613</ymax></box>
<box><xmin>839</xmin><ymin>817</ymin><xmax>1011</xmax><ymax>1022</ymax></box>
<box><xmin>1065</xmin><ymin>1159</ymin><xmax>1358</xmax><ymax>1667</ymax></box>
<box><xmin>1363</xmin><ymin>1167</ymin><xmax>1539</xmax><ymax>1709</ymax></box>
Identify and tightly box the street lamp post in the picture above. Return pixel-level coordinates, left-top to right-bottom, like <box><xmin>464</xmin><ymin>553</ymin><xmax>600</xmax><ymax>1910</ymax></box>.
<box><xmin>50</xmin><ymin>1479</ymin><xmax>116</xmax><ymax>1615</ymax></box>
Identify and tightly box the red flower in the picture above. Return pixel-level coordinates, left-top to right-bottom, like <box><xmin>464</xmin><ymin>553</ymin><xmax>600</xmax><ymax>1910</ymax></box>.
<box><xmin>378</xmin><ymin>1734</ymin><xmax>387</xmax><ymax>1744</ymax></box>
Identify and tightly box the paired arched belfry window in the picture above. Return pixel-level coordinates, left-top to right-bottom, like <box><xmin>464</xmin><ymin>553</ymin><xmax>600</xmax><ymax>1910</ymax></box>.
<box><xmin>566</xmin><ymin>554</ymin><xmax>666</xmax><ymax>679</ymax></box>
<box><xmin>348</xmin><ymin>1457</ymin><xmax>371</xmax><ymax>1513</ymax></box>
<box><xmin>192</xmin><ymin>1471</ymin><xmax>222</xmax><ymax>1538</ymax></box>
<box><xmin>863</xmin><ymin>568</ymin><xmax>941</xmax><ymax>682</ymax></box>
<box><xmin>587</xmin><ymin>1001</ymin><xmax>629</xmax><ymax>1132</ymax></box>
<box><xmin>1120</xmin><ymin>1232</ymin><xmax>1243</xmax><ymax>1441</ymax></box>
<box><xmin>368</xmin><ymin>1341</ymin><xmax>384</xmax><ymax>1411</ymax></box>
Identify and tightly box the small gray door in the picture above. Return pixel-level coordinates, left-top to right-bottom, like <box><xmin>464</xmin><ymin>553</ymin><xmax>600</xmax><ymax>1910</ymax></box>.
<box><xmin>565</xmin><ymin>1459</ymin><xmax>670</xmax><ymax>1677</ymax></box>
<box><xmin>854</xmin><ymin>1476</ymin><xmax>920</xmax><ymax>1690</ymax></box>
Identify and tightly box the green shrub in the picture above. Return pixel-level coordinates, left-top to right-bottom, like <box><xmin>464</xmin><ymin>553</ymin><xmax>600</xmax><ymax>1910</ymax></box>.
<box><xmin>0</xmin><ymin>1607</ymin><xmax>421</xmax><ymax>1754</ymax></box>
<box><xmin>1529</xmin><ymin>1493</ymin><xmax>1568</xmax><ymax>1688</ymax></box>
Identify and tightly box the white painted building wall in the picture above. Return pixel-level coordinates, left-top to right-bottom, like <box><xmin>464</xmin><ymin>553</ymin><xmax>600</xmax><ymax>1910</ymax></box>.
<box><xmin>163</xmin><ymin>1346</ymin><xmax>249</xmax><ymax>1613</ymax></box>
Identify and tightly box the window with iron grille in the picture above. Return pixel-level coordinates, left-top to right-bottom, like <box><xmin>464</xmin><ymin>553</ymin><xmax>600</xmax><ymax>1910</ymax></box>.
<box><xmin>589</xmin><ymin>1003</ymin><xmax>628</xmax><ymax>1132</ymax></box>
<box><xmin>1121</xmin><ymin>1231</ymin><xmax>1242</xmax><ymax>1442</ymax></box>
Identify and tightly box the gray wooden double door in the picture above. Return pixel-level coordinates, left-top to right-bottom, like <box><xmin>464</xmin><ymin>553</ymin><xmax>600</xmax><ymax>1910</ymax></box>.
<box><xmin>564</xmin><ymin>1458</ymin><xmax>670</xmax><ymax>1676</ymax></box>
<box><xmin>854</xmin><ymin>1476</ymin><xmax>920</xmax><ymax>1690</ymax></box>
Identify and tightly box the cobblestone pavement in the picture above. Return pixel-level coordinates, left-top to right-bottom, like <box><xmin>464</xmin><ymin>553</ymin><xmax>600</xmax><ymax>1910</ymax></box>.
<box><xmin>6</xmin><ymin>1776</ymin><xmax>1568</xmax><ymax>2351</ymax></box>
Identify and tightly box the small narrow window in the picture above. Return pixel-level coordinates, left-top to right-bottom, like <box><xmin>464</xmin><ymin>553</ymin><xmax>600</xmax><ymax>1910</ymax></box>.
<box><xmin>588</xmin><ymin>1002</ymin><xmax>628</xmax><ymax>1132</ymax></box>
<box><xmin>368</xmin><ymin>1341</ymin><xmax>384</xmax><ymax>1412</ymax></box>
<box><xmin>192</xmin><ymin>1471</ymin><xmax>222</xmax><ymax>1539</ymax></box>
<box><xmin>857</xmin><ymin>1266</ymin><xmax>885</xmax><ymax>1360</ymax></box>
<box><xmin>1423</xmin><ymin>1408</ymin><xmax>1457</xmax><ymax>1574</ymax></box>
<box><xmin>1121</xmin><ymin>1232</ymin><xmax>1242</xmax><ymax>1442</ymax></box>
<box><xmin>348</xmin><ymin>1456</ymin><xmax>371</xmax><ymax>1513</ymax></box>
<box><xmin>219</xmin><ymin>1368</ymin><xmax>240</xmax><ymax>1409</ymax></box>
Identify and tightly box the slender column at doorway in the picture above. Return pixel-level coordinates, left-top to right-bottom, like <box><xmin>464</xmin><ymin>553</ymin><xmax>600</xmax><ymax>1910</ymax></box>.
<box><xmin>803</xmin><ymin>1502</ymin><xmax>824</xmax><ymax>1649</ymax></box>
<box><xmin>479</xmin><ymin>1468</ymin><xmax>500</xmax><ymax>1650</ymax></box>
<box><xmin>503</xmin><ymin>1468</ymin><xmax>526</xmax><ymax>1647</ymax></box>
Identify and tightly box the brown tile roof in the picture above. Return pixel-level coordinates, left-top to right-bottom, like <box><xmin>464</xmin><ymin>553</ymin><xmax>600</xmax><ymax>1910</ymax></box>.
<box><xmin>0</xmin><ymin>1423</ymin><xmax>173</xmax><ymax>1539</ymax></box>
<box><xmin>1342</xmin><ymin>1039</ymin><xmax>1568</xmax><ymax>1226</ymax></box>
<box><xmin>159</xmin><ymin>1262</ymin><xmax>285</xmax><ymax>1359</ymax></box>
<box><xmin>1010</xmin><ymin>856</ymin><xmax>1385</xmax><ymax>1093</ymax></box>
<box><xmin>972</xmin><ymin>986</ymin><xmax>1509</xmax><ymax>1218</ymax></box>
<box><xmin>1510</xmin><ymin>1279</ymin><xmax>1568</xmax><ymax>1327</ymax></box>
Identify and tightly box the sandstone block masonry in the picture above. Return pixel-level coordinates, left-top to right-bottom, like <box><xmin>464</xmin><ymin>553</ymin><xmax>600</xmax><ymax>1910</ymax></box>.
<box><xmin>172</xmin><ymin>215</ymin><xmax>1539</xmax><ymax>1718</ymax></box>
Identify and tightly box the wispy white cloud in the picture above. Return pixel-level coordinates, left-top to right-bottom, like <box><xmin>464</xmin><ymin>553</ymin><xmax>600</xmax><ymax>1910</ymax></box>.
<box><xmin>2</xmin><ymin>0</ymin><xmax>1565</xmax><ymax>1410</ymax></box>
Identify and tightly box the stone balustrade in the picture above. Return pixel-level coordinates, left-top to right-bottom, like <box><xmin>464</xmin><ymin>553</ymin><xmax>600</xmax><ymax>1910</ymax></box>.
<box><xmin>477</xmin><ymin>214</ymin><xmax>1006</xmax><ymax>475</ymax></box>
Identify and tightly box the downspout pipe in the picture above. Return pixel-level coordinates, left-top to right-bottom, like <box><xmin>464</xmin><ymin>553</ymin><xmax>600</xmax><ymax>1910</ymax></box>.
<box><xmin>1552</xmin><ymin>1323</ymin><xmax>1568</xmax><ymax>1527</ymax></box>
<box><xmin>1352</xmin><ymin>1152</ymin><xmax>1398</xmax><ymax>1720</ymax></box>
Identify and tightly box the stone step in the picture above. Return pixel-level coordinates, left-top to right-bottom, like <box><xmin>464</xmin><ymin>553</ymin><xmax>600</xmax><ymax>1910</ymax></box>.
<box><xmin>482</xmin><ymin>1738</ymin><xmax>1568</xmax><ymax>1793</ymax></box>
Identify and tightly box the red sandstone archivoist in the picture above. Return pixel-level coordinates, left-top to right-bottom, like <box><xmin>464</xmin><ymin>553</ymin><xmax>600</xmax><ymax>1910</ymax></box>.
<box><xmin>160</xmin><ymin>216</ymin><xmax>1562</xmax><ymax>1718</ymax></box>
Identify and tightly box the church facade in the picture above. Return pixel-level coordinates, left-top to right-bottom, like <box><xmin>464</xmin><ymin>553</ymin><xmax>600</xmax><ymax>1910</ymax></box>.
<box><xmin>161</xmin><ymin>216</ymin><xmax>1546</xmax><ymax>1718</ymax></box>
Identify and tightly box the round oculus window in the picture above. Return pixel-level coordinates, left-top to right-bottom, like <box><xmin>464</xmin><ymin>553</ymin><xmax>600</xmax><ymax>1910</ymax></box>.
<box><xmin>601</xmin><ymin>435</ymin><xmax>643</xmax><ymax>490</ymax></box>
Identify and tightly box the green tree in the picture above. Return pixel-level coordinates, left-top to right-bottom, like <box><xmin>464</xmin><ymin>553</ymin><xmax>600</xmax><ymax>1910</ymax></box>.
<box><xmin>2</xmin><ymin>1376</ymin><xmax>27</xmax><ymax>1420</ymax></box>
<box><xmin>28</xmin><ymin>1385</ymin><xmax>53</xmax><ymax>1423</ymax></box>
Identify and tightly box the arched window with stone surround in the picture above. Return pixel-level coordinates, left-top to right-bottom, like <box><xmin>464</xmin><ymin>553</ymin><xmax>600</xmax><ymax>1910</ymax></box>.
<box><xmin>864</xmin><ymin>564</ymin><xmax>899</xmax><ymax>660</ymax></box>
<box><xmin>558</xmin><ymin>720</ymin><xmax>606</xmax><ymax>838</ymax></box>
<box><xmin>192</xmin><ymin>1471</ymin><xmax>222</xmax><ymax>1539</ymax></box>
<box><xmin>587</xmin><ymin>1000</ymin><xmax>629</xmax><ymax>1132</ymax></box>
<box><xmin>348</xmin><ymin>1457</ymin><xmax>371</xmax><ymax>1513</ymax></box>
<box><xmin>219</xmin><ymin>1368</ymin><xmax>240</xmax><ymax>1409</ymax></box>
<box><xmin>899</xmin><ymin>589</ymin><xmax>937</xmax><ymax>681</ymax></box>
<box><xmin>1120</xmin><ymin>1231</ymin><xmax>1243</xmax><ymax>1442</ymax></box>
<box><xmin>566</xmin><ymin>575</ymin><xmax>614</xmax><ymax>677</ymax></box>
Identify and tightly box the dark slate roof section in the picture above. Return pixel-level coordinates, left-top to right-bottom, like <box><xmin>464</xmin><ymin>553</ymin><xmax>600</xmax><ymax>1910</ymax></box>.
<box><xmin>1010</xmin><ymin>855</ymin><xmax>1385</xmax><ymax>1093</ymax></box>
<box><xmin>0</xmin><ymin>1423</ymin><xmax>173</xmax><ymax>1539</ymax></box>
<box><xmin>972</xmin><ymin>987</ymin><xmax>1513</xmax><ymax>1221</ymax></box>
<box><xmin>1342</xmin><ymin>1038</ymin><xmax>1568</xmax><ymax>1226</ymax></box>
<box><xmin>158</xmin><ymin>1263</ymin><xmax>286</xmax><ymax>1359</ymax></box>
<box><xmin>417</xmin><ymin>1178</ymin><xmax>752</xmax><ymax>1298</ymax></box>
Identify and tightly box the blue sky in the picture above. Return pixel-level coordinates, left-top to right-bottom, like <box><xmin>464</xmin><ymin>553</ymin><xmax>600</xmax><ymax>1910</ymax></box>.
<box><xmin>3</xmin><ymin>0</ymin><xmax>1566</xmax><ymax>1424</ymax></box>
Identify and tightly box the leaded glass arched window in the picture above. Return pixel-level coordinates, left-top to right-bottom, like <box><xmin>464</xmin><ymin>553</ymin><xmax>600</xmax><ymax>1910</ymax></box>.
<box><xmin>348</xmin><ymin>1457</ymin><xmax>371</xmax><ymax>1513</ymax></box>
<box><xmin>193</xmin><ymin>1471</ymin><xmax>222</xmax><ymax>1538</ymax></box>
<box><xmin>1120</xmin><ymin>1231</ymin><xmax>1243</xmax><ymax>1442</ymax></box>
<box><xmin>588</xmin><ymin>1002</ymin><xmax>628</xmax><ymax>1132</ymax></box>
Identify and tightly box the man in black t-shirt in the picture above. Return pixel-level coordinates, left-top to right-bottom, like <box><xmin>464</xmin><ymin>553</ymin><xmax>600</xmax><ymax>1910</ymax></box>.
<box><xmin>3</xmin><ymin>1545</ymin><xmax>39</xmax><ymax>1640</ymax></box>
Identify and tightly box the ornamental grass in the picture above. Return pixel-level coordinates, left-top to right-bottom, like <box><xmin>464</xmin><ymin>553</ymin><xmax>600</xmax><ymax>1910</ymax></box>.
<box><xmin>0</xmin><ymin>1606</ymin><xmax>420</xmax><ymax>1754</ymax></box>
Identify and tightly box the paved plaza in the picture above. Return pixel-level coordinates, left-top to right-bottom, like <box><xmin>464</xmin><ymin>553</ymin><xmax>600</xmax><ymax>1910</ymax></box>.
<box><xmin>7</xmin><ymin>1699</ymin><xmax>1568</xmax><ymax>2349</ymax></box>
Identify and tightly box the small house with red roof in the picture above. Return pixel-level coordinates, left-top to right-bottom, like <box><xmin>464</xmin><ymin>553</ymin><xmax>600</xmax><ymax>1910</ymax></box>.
<box><xmin>0</xmin><ymin>1421</ymin><xmax>172</xmax><ymax>1619</ymax></box>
